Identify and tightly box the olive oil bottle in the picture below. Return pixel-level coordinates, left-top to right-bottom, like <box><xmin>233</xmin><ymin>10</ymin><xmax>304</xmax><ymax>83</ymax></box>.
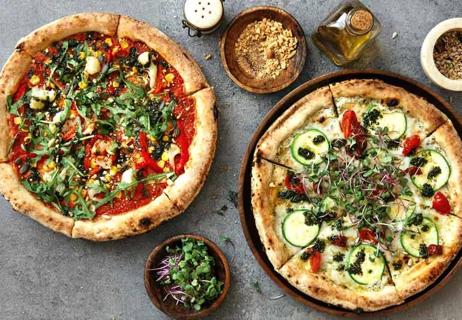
<box><xmin>312</xmin><ymin>0</ymin><xmax>381</xmax><ymax>66</ymax></box>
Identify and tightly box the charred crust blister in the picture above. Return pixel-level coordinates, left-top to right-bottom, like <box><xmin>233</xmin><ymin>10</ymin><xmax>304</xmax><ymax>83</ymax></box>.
<box><xmin>139</xmin><ymin>217</ymin><xmax>152</xmax><ymax>227</ymax></box>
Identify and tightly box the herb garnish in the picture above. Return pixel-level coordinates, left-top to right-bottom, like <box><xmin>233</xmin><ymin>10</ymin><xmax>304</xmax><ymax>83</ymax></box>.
<box><xmin>154</xmin><ymin>238</ymin><xmax>224</xmax><ymax>311</ymax></box>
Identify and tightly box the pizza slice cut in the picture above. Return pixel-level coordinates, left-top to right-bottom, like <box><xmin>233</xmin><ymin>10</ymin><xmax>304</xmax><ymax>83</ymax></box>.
<box><xmin>383</xmin><ymin>120</ymin><xmax>462</xmax><ymax>298</ymax></box>
<box><xmin>256</xmin><ymin>86</ymin><xmax>341</xmax><ymax>173</ymax></box>
<box><xmin>279</xmin><ymin>230</ymin><xmax>403</xmax><ymax>311</ymax></box>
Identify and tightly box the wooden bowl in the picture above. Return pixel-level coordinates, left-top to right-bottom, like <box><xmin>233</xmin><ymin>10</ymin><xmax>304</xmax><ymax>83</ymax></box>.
<box><xmin>219</xmin><ymin>6</ymin><xmax>307</xmax><ymax>94</ymax></box>
<box><xmin>238</xmin><ymin>69</ymin><xmax>462</xmax><ymax>317</ymax></box>
<box><xmin>144</xmin><ymin>234</ymin><xmax>231</xmax><ymax>319</ymax></box>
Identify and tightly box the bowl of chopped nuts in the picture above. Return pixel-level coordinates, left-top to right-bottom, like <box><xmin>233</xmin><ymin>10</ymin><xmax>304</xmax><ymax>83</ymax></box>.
<box><xmin>220</xmin><ymin>6</ymin><xmax>307</xmax><ymax>94</ymax></box>
<box><xmin>144</xmin><ymin>234</ymin><xmax>231</xmax><ymax>319</ymax></box>
<box><xmin>421</xmin><ymin>18</ymin><xmax>462</xmax><ymax>91</ymax></box>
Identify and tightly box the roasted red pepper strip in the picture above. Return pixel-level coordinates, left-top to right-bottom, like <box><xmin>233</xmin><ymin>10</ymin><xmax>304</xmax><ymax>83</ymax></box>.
<box><xmin>83</xmin><ymin>134</ymin><xmax>116</xmax><ymax>176</ymax></box>
<box><xmin>330</xmin><ymin>235</ymin><xmax>347</xmax><ymax>247</ymax></box>
<box><xmin>310</xmin><ymin>251</ymin><xmax>322</xmax><ymax>273</ymax></box>
<box><xmin>137</xmin><ymin>131</ymin><xmax>163</xmax><ymax>173</ymax></box>
<box><xmin>284</xmin><ymin>173</ymin><xmax>305</xmax><ymax>194</ymax></box>
<box><xmin>404</xmin><ymin>166</ymin><xmax>422</xmax><ymax>176</ymax></box>
<box><xmin>432</xmin><ymin>192</ymin><xmax>451</xmax><ymax>215</ymax></box>
<box><xmin>359</xmin><ymin>228</ymin><xmax>378</xmax><ymax>244</ymax></box>
<box><xmin>174</xmin><ymin>121</ymin><xmax>190</xmax><ymax>175</ymax></box>
<box><xmin>13</xmin><ymin>83</ymin><xmax>28</xmax><ymax>102</ymax></box>
<box><xmin>428</xmin><ymin>244</ymin><xmax>443</xmax><ymax>256</ymax></box>
<box><xmin>402</xmin><ymin>134</ymin><xmax>421</xmax><ymax>156</ymax></box>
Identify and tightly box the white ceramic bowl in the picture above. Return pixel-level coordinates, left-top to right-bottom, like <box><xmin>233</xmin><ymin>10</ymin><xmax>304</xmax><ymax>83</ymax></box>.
<box><xmin>421</xmin><ymin>18</ymin><xmax>462</xmax><ymax>91</ymax></box>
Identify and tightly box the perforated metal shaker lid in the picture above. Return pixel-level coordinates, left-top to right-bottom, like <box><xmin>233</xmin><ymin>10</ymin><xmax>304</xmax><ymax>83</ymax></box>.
<box><xmin>184</xmin><ymin>0</ymin><xmax>223</xmax><ymax>30</ymax></box>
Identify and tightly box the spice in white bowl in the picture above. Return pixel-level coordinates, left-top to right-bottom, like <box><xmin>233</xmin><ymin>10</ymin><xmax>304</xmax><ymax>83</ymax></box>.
<box><xmin>433</xmin><ymin>31</ymin><xmax>462</xmax><ymax>80</ymax></box>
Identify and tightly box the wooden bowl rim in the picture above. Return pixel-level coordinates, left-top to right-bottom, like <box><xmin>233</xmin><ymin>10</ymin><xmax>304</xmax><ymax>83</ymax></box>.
<box><xmin>219</xmin><ymin>5</ymin><xmax>307</xmax><ymax>94</ymax></box>
<box><xmin>237</xmin><ymin>69</ymin><xmax>462</xmax><ymax>318</ymax></box>
<box><xmin>144</xmin><ymin>233</ymin><xmax>231</xmax><ymax>319</ymax></box>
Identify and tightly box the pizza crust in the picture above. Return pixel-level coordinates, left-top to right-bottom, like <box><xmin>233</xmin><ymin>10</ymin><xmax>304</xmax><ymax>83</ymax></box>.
<box><xmin>0</xmin><ymin>50</ymin><xmax>32</xmax><ymax>161</ymax></box>
<box><xmin>163</xmin><ymin>87</ymin><xmax>217</xmax><ymax>211</ymax></box>
<box><xmin>16</xmin><ymin>12</ymin><xmax>120</xmax><ymax>55</ymax></box>
<box><xmin>329</xmin><ymin>79</ymin><xmax>447</xmax><ymax>136</ymax></box>
<box><xmin>279</xmin><ymin>258</ymin><xmax>404</xmax><ymax>311</ymax></box>
<box><xmin>117</xmin><ymin>15</ymin><xmax>208</xmax><ymax>95</ymax></box>
<box><xmin>391</xmin><ymin>121</ymin><xmax>462</xmax><ymax>298</ymax></box>
<box><xmin>0</xmin><ymin>163</ymin><xmax>74</xmax><ymax>236</ymax></box>
<box><xmin>71</xmin><ymin>192</ymin><xmax>177</xmax><ymax>241</ymax></box>
<box><xmin>251</xmin><ymin>158</ymin><xmax>297</xmax><ymax>269</ymax></box>
<box><xmin>256</xmin><ymin>86</ymin><xmax>334</xmax><ymax>161</ymax></box>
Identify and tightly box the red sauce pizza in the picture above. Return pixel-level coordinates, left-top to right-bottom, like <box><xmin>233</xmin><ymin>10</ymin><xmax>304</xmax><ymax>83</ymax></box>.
<box><xmin>0</xmin><ymin>13</ymin><xmax>216</xmax><ymax>240</ymax></box>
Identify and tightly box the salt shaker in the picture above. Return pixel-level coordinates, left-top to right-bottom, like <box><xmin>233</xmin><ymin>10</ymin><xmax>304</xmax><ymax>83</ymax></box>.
<box><xmin>182</xmin><ymin>0</ymin><xmax>224</xmax><ymax>37</ymax></box>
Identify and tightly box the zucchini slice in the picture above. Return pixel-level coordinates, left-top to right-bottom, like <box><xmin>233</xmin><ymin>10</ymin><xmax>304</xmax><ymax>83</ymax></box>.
<box><xmin>282</xmin><ymin>210</ymin><xmax>320</xmax><ymax>247</ymax></box>
<box><xmin>374</xmin><ymin>109</ymin><xmax>407</xmax><ymax>140</ymax></box>
<box><xmin>411</xmin><ymin>149</ymin><xmax>451</xmax><ymax>191</ymax></box>
<box><xmin>388</xmin><ymin>202</ymin><xmax>416</xmax><ymax>221</ymax></box>
<box><xmin>400</xmin><ymin>217</ymin><xmax>439</xmax><ymax>258</ymax></box>
<box><xmin>347</xmin><ymin>244</ymin><xmax>385</xmax><ymax>285</ymax></box>
<box><xmin>290</xmin><ymin>129</ymin><xmax>330</xmax><ymax>166</ymax></box>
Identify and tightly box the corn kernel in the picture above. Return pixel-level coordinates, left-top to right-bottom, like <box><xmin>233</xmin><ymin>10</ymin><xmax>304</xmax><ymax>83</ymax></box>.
<box><xmin>105</xmin><ymin>174</ymin><xmax>111</xmax><ymax>181</ymax></box>
<box><xmin>110</xmin><ymin>166</ymin><xmax>118</xmax><ymax>175</ymax></box>
<box><xmin>79</xmin><ymin>51</ymin><xmax>86</xmax><ymax>60</ymax></box>
<box><xmin>148</xmin><ymin>135</ymin><xmax>156</xmax><ymax>142</ymax></box>
<box><xmin>162</xmin><ymin>135</ymin><xmax>169</xmax><ymax>142</ymax></box>
<box><xmin>120</xmin><ymin>39</ymin><xmax>129</xmax><ymax>49</ymax></box>
<box><xmin>78</xmin><ymin>81</ymin><xmax>88</xmax><ymax>89</ymax></box>
<box><xmin>132</xmin><ymin>66</ymin><xmax>138</xmax><ymax>74</ymax></box>
<box><xmin>165</xmin><ymin>73</ymin><xmax>175</xmax><ymax>83</ymax></box>
<box><xmin>91</xmin><ymin>158</ymin><xmax>97</xmax><ymax>168</ymax></box>
<box><xmin>161</xmin><ymin>152</ymin><xmax>169</xmax><ymax>162</ymax></box>
<box><xmin>157</xmin><ymin>160</ymin><xmax>165</xmax><ymax>168</ymax></box>
<box><xmin>49</xmin><ymin>82</ymin><xmax>55</xmax><ymax>89</ymax></box>
<box><xmin>112</xmin><ymin>80</ymin><xmax>120</xmax><ymax>88</ymax></box>
<box><xmin>95</xmin><ymin>50</ymin><xmax>102</xmax><ymax>58</ymax></box>
<box><xmin>163</xmin><ymin>167</ymin><xmax>170</xmax><ymax>173</ymax></box>
<box><xmin>48</xmin><ymin>161</ymin><xmax>56</xmax><ymax>170</ymax></box>
<box><xmin>14</xmin><ymin>117</ymin><xmax>21</xmax><ymax>125</ymax></box>
<box><xmin>148</xmin><ymin>146</ymin><xmax>154</xmax><ymax>153</ymax></box>
<box><xmin>105</xmin><ymin>38</ymin><xmax>113</xmax><ymax>46</ymax></box>
<box><xmin>115</xmin><ymin>192</ymin><xmax>122</xmax><ymax>199</ymax></box>
<box><xmin>29</xmin><ymin>75</ymin><xmax>40</xmax><ymax>85</ymax></box>
<box><xmin>69</xmin><ymin>193</ymin><xmax>78</xmax><ymax>202</ymax></box>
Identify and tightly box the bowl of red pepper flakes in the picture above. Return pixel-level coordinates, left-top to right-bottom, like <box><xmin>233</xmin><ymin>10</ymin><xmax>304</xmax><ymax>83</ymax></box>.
<box><xmin>144</xmin><ymin>234</ymin><xmax>231</xmax><ymax>319</ymax></box>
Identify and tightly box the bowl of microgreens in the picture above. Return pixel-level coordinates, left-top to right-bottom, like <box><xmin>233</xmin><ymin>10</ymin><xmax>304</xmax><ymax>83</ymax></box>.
<box><xmin>144</xmin><ymin>234</ymin><xmax>231</xmax><ymax>319</ymax></box>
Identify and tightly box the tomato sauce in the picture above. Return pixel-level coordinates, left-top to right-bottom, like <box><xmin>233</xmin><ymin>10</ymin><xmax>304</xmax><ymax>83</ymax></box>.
<box><xmin>7</xmin><ymin>32</ymin><xmax>197</xmax><ymax>218</ymax></box>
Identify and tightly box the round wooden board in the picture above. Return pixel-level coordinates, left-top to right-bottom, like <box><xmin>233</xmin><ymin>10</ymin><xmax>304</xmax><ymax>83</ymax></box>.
<box><xmin>238</xmin><ymin>69</ymin><xmax>462</xmax><ymax>317</ymax></box>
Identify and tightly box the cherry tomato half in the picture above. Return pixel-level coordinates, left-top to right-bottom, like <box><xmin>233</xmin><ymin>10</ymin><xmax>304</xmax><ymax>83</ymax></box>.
<box><xmin>310</xmin><ymin>251</ymin><xmax>322</xmax><ymax>273</ymax></box>
<box><xmin>432</xmin><ymin>191</ymin><xmax>451</xmax><ymax>215</ymax></box>
<box><xmin>402</xmin><ymin>135</ymin><xmax>421</xmax><ymax>156</ymax></box>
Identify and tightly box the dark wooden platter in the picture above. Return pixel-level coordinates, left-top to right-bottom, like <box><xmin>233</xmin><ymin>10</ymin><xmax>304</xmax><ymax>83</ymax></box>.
<box><xmin>238</xmin><ymin>69</ymin><xmax>462</xmax><ymax>317</ymax></box>
<box><xmin>219</xmin><ymin>6</ymin><xmax>307</xmax><ymax>94</ymax></box>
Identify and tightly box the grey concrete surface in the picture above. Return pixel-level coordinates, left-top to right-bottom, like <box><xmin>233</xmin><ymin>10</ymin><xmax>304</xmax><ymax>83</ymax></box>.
<box><xmin>0</xmin><ymin>0</ymin><xmax>461</xmax><ymax>319</ymax></box>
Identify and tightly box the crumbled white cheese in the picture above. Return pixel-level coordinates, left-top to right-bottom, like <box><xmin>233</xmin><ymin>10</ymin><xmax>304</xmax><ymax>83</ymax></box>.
<box><xmin>138</xmin><ymin>52</ymin><xmax>150</xmax><ymax>66</ymax></box>
<box><xmin>30</xmin><ymin>98</ymin><xmax>45</xmax><ymax>110</ymax></box>
<box><xmin>85</xmin><ymin>56</ymin><xmax>101</xmax><ymax>75</ymax></box>
<box><xmin>121</xmin><ymin>168</ymin><xmax>135</xmax><ymax>184</ymax></box>
<box><xmin>148</xmin><ymin>63</ymin><xmax>158</xmax><ymax>89</ymax></box>
<box><xmin>167</xmin><ymin>144</ymin><xmax>180</xmax><ymax>166</ymax></box>
<box><xmin>52</xmin><ymin>111</ymin><xmax>65</xmax><ymax>123</ymax></box>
